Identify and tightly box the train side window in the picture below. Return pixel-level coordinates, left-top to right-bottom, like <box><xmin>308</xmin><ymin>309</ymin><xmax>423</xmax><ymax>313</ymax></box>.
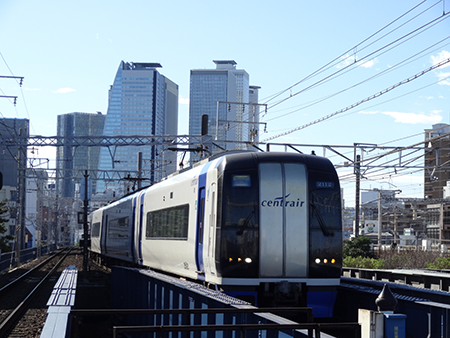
<box><xmin>146</xmin><ymin>204</ymin><xmax>189</xmax><ymax>240</ymax></box>
<box><xmin>92</xmin><ymin>222</ymin><xmax>100</xmax><ymax>238</ymax></box>
<box><xmin>108</xmin><ymin>217</ymin><xmax>129</xmax><ymax>239</ymax></box>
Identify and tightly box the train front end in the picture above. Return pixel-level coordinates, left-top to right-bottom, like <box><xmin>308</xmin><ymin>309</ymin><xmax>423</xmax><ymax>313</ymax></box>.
<box><xmin>214</xmin><ymin>152</ymin><xmax>342</xmax><ymax>317</ymax></box>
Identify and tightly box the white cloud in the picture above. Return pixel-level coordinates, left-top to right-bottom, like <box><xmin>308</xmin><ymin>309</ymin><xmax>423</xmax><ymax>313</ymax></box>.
<box><xmin>336</xmin><ymin>55</ymin><xmax>354</xmax><ymax>69</ymax></box>
<box><xmin>179</xmin><ymin>97</ymin><xmax>189</xmax><ymax>105</ymax></box>
<box><xmin>431</xmin><ymin>50</ymin><xmax>450</xmax><ymax>69</ymax></box>
<box><xmin>381</xmin><ymin>111</ymin><xmax>442</xmax><ymax>124</ymax></box>
<box><xmin>358</xmin><ymin>58</ymin><xmax>378</xmax><ymax>69</ymax></box>
<box><xmin>437</xmin><ymin>71</ymin><xmax>450</xmax><ymax>86</ymax></box>
<box><xmin>359</xmin><ymin>110</ymin><xmax>442</xmax><ymax>124</ymax></box>
<box><xmin>336</xmin><ymin>55</ymin><xmax>378</xmax><ymax>69</ymax></box>
<box><xmin>54</xmin><ymin>87</ymin><xmax>75</xmax><ymax>94</ymax></box>
<box><xmin>24</xmin><ymin>87</ymin><xmax>40</xmax><ymax>91</ymax></box>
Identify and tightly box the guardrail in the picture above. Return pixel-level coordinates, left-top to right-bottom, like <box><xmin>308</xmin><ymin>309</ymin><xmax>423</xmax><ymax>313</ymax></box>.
<box><xmin>76</xmin><ymin>267</ymin><xmax>360</xmax><ymax>338</ymax></box>
<box><xmin>0</xmin><ymin>244</ymin><xmax>57</xmax><ymax>273</ymax></box>
<box><xmin>342</xmin><ymin>267</ymin><xmax>450</xmax><ymax>292</ymax></box>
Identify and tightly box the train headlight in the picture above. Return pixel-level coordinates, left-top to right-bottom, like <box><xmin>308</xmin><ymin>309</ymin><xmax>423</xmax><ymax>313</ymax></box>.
<box><xmin>229</xmin><ymin>257</ymin><xmax>233</xmax><ymax>262</ymax></box>
<box><xmin>315</xmin><ymin>258</ymin><xmax>321</xmax><ymax>264</ymax></box>
<box><xmin>331</xmin><ymin>258</ymin><xmax>336</xmax><ymax>264</ymax></box>
<box><xmin>245</xmin><ymin>258</ymin><xmax>252</xmax><ymax>263</ymax></box>
<box><xmin>323</xmin><ymin>258</ymin><xmax>328</xmax><ymax>264</ymax></box>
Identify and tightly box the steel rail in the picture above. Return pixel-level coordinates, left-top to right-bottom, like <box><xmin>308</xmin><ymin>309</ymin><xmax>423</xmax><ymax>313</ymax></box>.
<box><xmin>0</xmin><ymin>249</ymin><xmax>62</xmax><ymax>295</ymax></box>
<box><xmin>0</xmin><ymin>247</ymin><xmax>72</xmax><ymax>336</ymax></box>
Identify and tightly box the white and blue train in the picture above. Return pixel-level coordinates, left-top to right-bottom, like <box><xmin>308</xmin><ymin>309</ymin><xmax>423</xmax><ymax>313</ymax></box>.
<box><xmin>89</xmin><ymin>151</ymin><xmax>342</xmax><ymax>317</ymax></box>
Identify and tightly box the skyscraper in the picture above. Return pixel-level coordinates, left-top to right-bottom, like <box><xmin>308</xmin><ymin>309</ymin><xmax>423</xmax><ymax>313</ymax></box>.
<box><xmin>0</xmin><ymin>118</ymin><xmax>28</xmax><ymax>188</ymax></box>
<box><xmin>98</xmin><ymin>61</ymin><xmax>178</xmax><ymax>193</ymax></box>
<box><xmin>0</xmin><ymin>118</ymin><xmax>29</xmax><ymax>250</ymax></box>
<box><xmin>249</xmin><ymin>85</ymin><xmax>261</xmax><ymax>143</ymax></box>
<box><xmin>56</xmin><ymin>112</ymin><xmax>106</xmax><ymax>198</ymax></box>
<box><xmin>189</xmin><ymin>60</ymin><xmax>258</xmax><ymax>154</ymax></box>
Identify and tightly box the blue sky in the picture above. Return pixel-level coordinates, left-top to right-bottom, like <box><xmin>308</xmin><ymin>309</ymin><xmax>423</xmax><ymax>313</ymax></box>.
<box><xmin>0</xmin><ymin>0</ymin><xmax>449</xmax><ymax>206</ymax></box>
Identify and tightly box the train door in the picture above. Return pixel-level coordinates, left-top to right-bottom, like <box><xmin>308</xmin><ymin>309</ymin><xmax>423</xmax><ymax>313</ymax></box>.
<box><xmin>195</xmin><ymin>187</ymin><xmax>206</xmax><ymax>275</ymax></box>
<box><xmin>101</xmin><ymin>213</ymin><xmax>108</xmax><ymax>255</ymax></box>
<box><xmin>132</xmin><ymin>194</ymin><xmax>144</xmax><ymax>265</ymax></box>
<box><xmin>195</xmin><ymin>161</ymin><xmax>215</xmax><ymax>277</ymax></box>
<box><xmin>205</xmin><ymin>182</ymin><xmax>217</xmax><ymax>275</ymax></box>
<box><xmin>259</xmin><ymin>163</ymin><xmax>308</xmax><ymax>277</ymax></box>
<box><xmin>131</xmin><ymin>198</ymin><xmax>137</xmax><ymax>263</ymax></box>
<box><xmin>136</xmin><ymin>192</ymin><xmax>145</xmax><ymax>265</ymax></box>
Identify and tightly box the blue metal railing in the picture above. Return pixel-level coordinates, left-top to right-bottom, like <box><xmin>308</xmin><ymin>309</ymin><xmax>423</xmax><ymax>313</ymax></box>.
<box><xmin>0</xmin><ymin>244</ymin><xmax>57</xmax><ymax>272</ymax></box>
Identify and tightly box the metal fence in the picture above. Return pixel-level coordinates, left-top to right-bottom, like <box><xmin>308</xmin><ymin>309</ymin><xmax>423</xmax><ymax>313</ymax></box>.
<box><xmin>0</xmin><ymin>244</ymin><xmax>57</xmax><ymax>272</ymax></box>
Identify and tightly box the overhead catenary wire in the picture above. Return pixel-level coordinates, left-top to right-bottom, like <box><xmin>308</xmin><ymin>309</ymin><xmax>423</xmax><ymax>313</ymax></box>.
<box><xmin>0</xmin><ymin>51</ymin><xmax>35</xmax><ymax>135</ymax></box>
<box><xmin>263</xmin><ymin>2</ymin><xmax>448</xmax><ymax>111</ymax></box>
<box><xmin>259</xmin><ymin>0</ymin><xmax>432</xmax><ymax>105</ymax></box>
<box><xmin>214</xmin><ymin>4</ymin><xmax>450</xmax><ymax>143</ymax></box>
<box><xmin>265</xmin><ymin>35</ymin><xmax>450</xmax><ymax>123</ymax></box>
<box><xmin>262</xmin><ymin>57</ymin><xmax>450</xmax><ymax>142</ymax></box>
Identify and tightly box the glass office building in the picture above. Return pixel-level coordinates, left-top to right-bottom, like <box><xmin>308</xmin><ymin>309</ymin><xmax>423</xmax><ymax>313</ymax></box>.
<box><xmin>189</xmin><ymin>60</ymin><xmax>256</xmax><ymax>154</ymax></box>
<box><xmin>0</xmin><ymin>118</ymin><xmax>29</xmax><ymax>188</ymax></box>
<box><xmin>98</xmin><ymin>61</ymin><xmax>178</xmax><ymax>194</ymax></box>
<box><xmin>56</xmin><ymin>112</ymin><xmax>106</xmax><ymax>198</ymax></box>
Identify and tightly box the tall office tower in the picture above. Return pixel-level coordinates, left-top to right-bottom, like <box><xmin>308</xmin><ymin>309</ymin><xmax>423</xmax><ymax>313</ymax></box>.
<box><xmin>0</xmin><ymin>118</ymin><xmax>28</xmax><ymax>188</ymax></box>
<box><xmin>189</xmin><ymin>60</ymin><xmax>256</xmax><ymax>154</ymax></box>
<box><xmin>424</xmin><ymin>123</ymin><xmax>450</xmax><ymax>199</ymax></box>
<box><xmin>56</xmin><ymin>112</ymin><xmax>106</xmax><ymax>198</ymax></box>
<box><xmin>0</xmin><ymin>118</ymin><xmax>29</xmax><ymax>249</ymax></box>
<box><xmin>98</xmin><ymin>61</ymin><xmax>178</xmax><ymax>194</ymax></box>
<box><xmin>248</xmin><ymin>86</ymin><xmax>261</xmax><ymax>143</ymax></box>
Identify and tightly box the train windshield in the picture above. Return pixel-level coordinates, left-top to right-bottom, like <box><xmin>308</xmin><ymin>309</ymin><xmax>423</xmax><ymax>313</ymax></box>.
<box><xmin>308</xmin><ymin>170</ymin><xmax>342</xmax><ymax>278</ymax></box>
<box><xmin>217</xmin><ymin>169</ymin><xmax>259</xmax><ymax>278</ymax></box>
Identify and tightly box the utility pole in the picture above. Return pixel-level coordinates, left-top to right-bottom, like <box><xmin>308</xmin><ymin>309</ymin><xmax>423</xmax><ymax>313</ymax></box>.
<box><xmin>82</xmin><ymin>170</ymin><xmax>89</xmax><ymax>280</ymax></box>
<box><xmin>137</xmin><ymin>152</ymin><xmax>143</xmax><ymax>190</ymax></box>
<box><xmin>378</xmin><ymin>190</ymin><xmax>382</xmax><ymax>247</ymax></box>
<box><xmin>354</xmin><ymin>154</ymin><xmax>361</xmax><ymax>237</ymax></box>
<box><xmin>15</xmin><ymin>128</ymin><xmax>27</xmax><ymax>266</ymax></box>
<box><xmin>394</xmin><ymin>208</ymin><xmax>398</xmax><ymax>246</ymax></box>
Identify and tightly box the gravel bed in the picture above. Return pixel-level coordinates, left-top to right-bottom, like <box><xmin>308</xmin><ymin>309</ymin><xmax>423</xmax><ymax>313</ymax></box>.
<box><xmin>1</xmin><ymin>248</ymin><xmax>111</xmax><ymax>337</ymax></box>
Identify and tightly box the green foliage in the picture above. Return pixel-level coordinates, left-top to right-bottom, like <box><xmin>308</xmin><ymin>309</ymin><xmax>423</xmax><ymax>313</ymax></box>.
<box><xmin>0</xmin><ymin>199</ymin><xmax>14</xmax><ymax>253</ymax></box>
<box><xmin>426</xmin><ymin>257</ymin><xmax>450</xmax><ymax>269</ymax></box>
<box><xmin>343</xmin><ymin>256</ymin><xmax>385</xmax><ymax>269</ymax></box>
<box><xmin>342</xmin><ymin>247</ymin><xmax>447</xmax><ymax>269</ymax></box>
<box><xmin>343</xmin><ymin>236</ymin><xmax>373</xmax><ymax>258</ymax></box>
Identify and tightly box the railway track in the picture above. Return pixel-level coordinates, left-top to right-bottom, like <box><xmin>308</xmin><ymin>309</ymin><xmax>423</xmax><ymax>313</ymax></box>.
<box><xmin>0</xmin><ymin>248</ymin><xmax>73</xmax><ymax>337</ymax></box>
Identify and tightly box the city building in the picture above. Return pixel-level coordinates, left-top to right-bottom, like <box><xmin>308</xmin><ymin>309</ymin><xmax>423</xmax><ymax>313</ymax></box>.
<box><xmin>248</xmin><ymin>86</ymin><xmax>262</xmax><ymax>143</ymax></box>
<box><xmin>189</xmin><ymin>60</ymin><xmax>259</xmax><ymax>157</ymax></box>
<box><xmin>25</xmin><ymin>168</ymin><xmax>49</xmax><ymax>248</ymax></box>
<box><xmin>98</xmin><ymin>61</ymin><xmax>178</xmax><ymax>193</ymax></box>
<box><xmin>0</xmin><ymin>118</ymin><xmax>28</xmax><ymax>188</ymax></box>
<box><xmin>0</xmin><ymin>118</ymin><xmax>29</xmax><ymax>250</ymax></box>
<box><xmin>56</xmin><ymin>112</ymin><xmax>106</xmax><ymax>198</ymax></box>
<box><xmin>424</xmin><ymin>123</ymin><xmax>450</xmax><ymax>199</ymax></box>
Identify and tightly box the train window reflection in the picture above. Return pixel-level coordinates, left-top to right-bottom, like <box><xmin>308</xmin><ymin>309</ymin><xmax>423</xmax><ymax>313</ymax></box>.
<box><xmin>146</xmin><ymin>204</ymin><xmax>189</xmax><ymax>239</ymax></box>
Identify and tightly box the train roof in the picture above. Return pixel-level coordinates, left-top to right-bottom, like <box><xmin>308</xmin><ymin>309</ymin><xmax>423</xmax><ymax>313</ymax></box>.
<box><xmin>164</xmin><ymin>150</ymin><xmax>336</xmax><ymax>180</ymax></box>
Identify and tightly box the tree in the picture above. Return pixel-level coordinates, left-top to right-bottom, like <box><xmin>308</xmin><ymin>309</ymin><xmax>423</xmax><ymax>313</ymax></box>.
<box><xmin>0</xmin><ymin>199</ymin><xmax>14</xmax><ymax>253</ymax></box>
<box><xmin>343</xmin><ymin>235</ymin><xmax>373</xmax><ymax>258</ymax></box>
